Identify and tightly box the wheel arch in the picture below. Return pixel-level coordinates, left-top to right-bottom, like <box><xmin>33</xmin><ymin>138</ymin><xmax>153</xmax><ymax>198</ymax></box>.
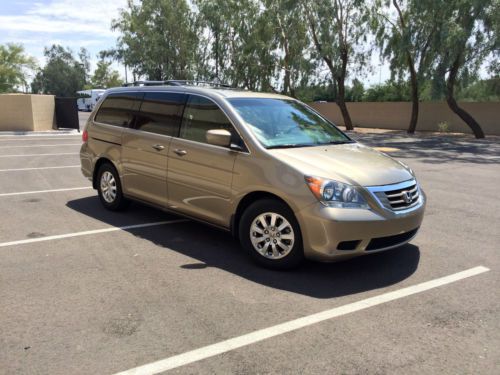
<box><xmin>231</xmin><ymin>191</ymin><xmax>298</xmax><ymax>239</ymax></box>
<box><xmin>92</xmin><ymin>157</ymin><xmax>118</xmax><ymax>189</ymax></box>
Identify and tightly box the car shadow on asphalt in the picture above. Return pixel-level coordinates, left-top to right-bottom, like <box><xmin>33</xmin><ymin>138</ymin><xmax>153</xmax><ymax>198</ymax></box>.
<box><xmin>67</xmin><ymin>197</ymin><xmax>420</xmax><ymax>299</ymax></box>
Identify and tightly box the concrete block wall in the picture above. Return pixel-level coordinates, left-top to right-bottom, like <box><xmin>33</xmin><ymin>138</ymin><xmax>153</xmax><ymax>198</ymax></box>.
<box><xmin>310</xmin><ymin>101</ymin><xmax>500</xmax><ymax>136</ymax></box>
<box><xmin>0</xmin><ymin>94</ymin><xmax>55</xmax><ymax>132</ymax></box>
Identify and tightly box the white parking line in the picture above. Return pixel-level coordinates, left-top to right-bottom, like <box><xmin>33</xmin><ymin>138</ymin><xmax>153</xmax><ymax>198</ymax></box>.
<box><xmin>0</xmin><ymin>165</ymin><xmax>80</xmax><ymax>172</ymax></box>
<box><xmin>0</xmin><ymin>144</ymin><xmax>80</xmax><ymax>148</ymax></box>
<box><xmin>113</xmin><ymin>266</ymin><xmax>490</xmax><ymax>375</ymax></box>
<box><xmin>0</xmin><ymin>219</ymin><xmax>188</xmax><ymax>248</ymax></box>
<box><xmin>0</xmin><ymin>153</ymin><xmax>77</xmax><ymax>158</ymax></box>
<box><xmin>0</xmin><ymin>187</ymin><xmax>92</xmax><ymax>197</ymax></box>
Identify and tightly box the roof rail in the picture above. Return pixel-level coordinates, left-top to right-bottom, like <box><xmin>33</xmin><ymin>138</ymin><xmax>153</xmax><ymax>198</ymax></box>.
<box><xmin>122</xmin><ymin>80</ymin><xmax>232</xmax><ymax>88</ymax></box>
<box><xmin>122</xmin><ymin>80</ymin><xmax>181</xmax><ymax>87</ymax></box>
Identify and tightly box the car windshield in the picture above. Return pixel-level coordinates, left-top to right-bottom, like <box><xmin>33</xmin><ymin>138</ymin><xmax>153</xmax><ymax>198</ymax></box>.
<box><xmin>228</xmin><ymin>98</ymin><xmax>353</xmax><ymax>149</ymax></box>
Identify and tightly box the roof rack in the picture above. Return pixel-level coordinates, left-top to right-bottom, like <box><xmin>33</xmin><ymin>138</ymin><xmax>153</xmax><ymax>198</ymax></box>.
<box><xmin>122</xmin><ymin>80</ymin><xmax>233</xmax><ymax>88</ymax></box>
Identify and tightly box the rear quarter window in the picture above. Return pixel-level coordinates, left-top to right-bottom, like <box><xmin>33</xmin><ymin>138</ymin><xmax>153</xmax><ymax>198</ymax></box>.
<box><xmin>94</xmin><ymin>92</ymin><xmax>142</xmax><ymax>127</ymax></box>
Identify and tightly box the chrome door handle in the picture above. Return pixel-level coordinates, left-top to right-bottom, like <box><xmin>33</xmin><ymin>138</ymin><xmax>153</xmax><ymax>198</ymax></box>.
<box><xmin>174</xmin><ymin>149</ymin><xmax>187</xmax><ymax>156</ymax></box>
<box><xmin>152</xmin><ymin>144</ymin><xmax>165</xmax><ymax>151</ymax></box>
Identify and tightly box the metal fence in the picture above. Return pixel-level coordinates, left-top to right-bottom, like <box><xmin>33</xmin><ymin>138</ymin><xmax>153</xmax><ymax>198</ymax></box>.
<box><xmin>55</xmin><ymin>97</ymin><xmax>79</xmax><ymax>131</ymax></box>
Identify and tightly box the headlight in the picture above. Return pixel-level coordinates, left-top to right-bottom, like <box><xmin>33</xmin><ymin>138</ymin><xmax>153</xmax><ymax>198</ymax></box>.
<box><xmin>305</xmin><ymin>176</ymin><xmax>369</xmax><ymax>209</ymax></box>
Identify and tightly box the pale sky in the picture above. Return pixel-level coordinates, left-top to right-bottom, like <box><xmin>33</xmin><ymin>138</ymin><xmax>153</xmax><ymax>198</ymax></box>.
<box><xmin>0</xmin><ymin>0</ymin><xmax>391</xmax><ymax>87</ymax></box>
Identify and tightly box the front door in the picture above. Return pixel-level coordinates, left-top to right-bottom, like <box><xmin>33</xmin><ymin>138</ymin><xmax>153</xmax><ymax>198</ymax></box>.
<box><xmin>167</xmin><ymin>95</ymin><xmax>239</xmax><ymax>227</ymax></box>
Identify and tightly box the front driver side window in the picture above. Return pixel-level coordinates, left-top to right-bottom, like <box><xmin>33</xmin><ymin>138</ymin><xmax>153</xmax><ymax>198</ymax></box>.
<box><xmin>180</xmin><ymin>95</ymin><xmax>234</xmax><ymax>145</ymax></box>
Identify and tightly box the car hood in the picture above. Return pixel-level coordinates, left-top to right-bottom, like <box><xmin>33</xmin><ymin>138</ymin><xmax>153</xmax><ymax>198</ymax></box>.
<box><xmin>268</xmin><ymin>143</ymin><xmax>413</xmax><ymax>186</ymax></box>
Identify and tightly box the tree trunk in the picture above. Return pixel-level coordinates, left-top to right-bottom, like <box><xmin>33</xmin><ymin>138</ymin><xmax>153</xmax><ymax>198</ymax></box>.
<box><xmin>336</xmin><ymin>50</ymin><xmax>353</xmax><ymax>130</ymax></box>
<box><xmin>407</xmin><ymin>55</ymin><xmax>419</xmax><ymax>134</ymax></box>
<box><xmin>215</xmin><ymin>29</ymin><xmax>219</xmax><ymax>79</ymax></box>
<box><xmin>393</xmin><ymin>0</ymin><xmax>419</xmax><ymax>134</ymax></box>
<box><xmin>283</xmin><ymin>66</ymin><xmax>291</xmax><ymax>96</ymax></box>
<box><xmin>446</xmin><ymin>55</ymin><xmax>485</xmax><ymax>139</ymax></box>
<box><xmin>336</xmin><ymin>78</ymin><xmax>353</xmax><ymax>130</ymax></box>
<box><xmin>277</xmin><ymin>12</ymin><xmax>294</xmax><ymax>98</ymax></box>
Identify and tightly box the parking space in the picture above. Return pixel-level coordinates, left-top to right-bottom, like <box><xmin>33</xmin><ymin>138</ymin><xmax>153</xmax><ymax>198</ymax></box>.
<box><xmin>0</xmin><ymin>128</ymin><xmax>498</xmax><ymax>374</ymax></box>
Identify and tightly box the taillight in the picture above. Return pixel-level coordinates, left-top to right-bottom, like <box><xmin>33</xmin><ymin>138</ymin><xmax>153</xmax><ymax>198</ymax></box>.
<box><xmin>82</xmin><ymin>129</ymin><xmax>88</xmax><ymax>143</ymax></box>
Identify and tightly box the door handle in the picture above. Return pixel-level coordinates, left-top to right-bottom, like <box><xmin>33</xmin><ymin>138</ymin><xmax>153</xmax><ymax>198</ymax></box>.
<box><xmin>174</xmin><ymin>149</ymin><xmax>187</xmax><ymax>156</ymax></box>
<box><xmin>151</xmin><ymin>144</ymin><xmax>165</xmax><ymax>151</ymax></box>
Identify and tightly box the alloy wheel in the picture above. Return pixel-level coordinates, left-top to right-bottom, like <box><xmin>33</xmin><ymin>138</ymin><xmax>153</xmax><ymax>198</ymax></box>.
<box><xmin>250</xmin><ymin>212</ymin><xmax>295</xmax><ymax>259</ymax></box>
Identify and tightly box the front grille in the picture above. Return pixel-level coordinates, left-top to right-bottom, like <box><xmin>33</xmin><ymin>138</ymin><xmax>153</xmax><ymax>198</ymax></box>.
<box><xmin>366</xmin><ymin>227</ymin><xmax>419</xmax><ymax>251</ymax></box>
<box><xmin>372</xmin><ymin>181</ymin><xmax>420</xmax><ymax>211</ymax></box>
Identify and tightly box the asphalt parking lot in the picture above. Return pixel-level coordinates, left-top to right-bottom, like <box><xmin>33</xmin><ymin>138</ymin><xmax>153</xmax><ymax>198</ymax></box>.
<box><xmin>0</xmin><ymin>115</ymin><xmax>499</xmax><ymax>375</ymax></box>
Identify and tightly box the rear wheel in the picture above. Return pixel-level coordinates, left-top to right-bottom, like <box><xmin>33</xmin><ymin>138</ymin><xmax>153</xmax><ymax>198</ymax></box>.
<box><xmin>239</xmin><ymin>199</ymin><xmax>304</xmax><ymax>269</ymax></box>
<box><xmin>96</xmin><ymin>163</ymin><xmax>129</xmax><ymax>211</ymax></box>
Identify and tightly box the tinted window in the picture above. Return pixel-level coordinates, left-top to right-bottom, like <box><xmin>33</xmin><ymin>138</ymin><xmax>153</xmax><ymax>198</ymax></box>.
<box><xmin>180</xmin><ymin>96</ymin><xmax>234</xmax><ymax>144</ymax></box>
<box><xmin>134</xmin><ymin>92</ymin><xmax>187</xmax><ymax>136</ymax></box>
<box><xmin>95</xmin><ymin>92</ymin><xmax>142</xmax><ymax>127</ymax></box>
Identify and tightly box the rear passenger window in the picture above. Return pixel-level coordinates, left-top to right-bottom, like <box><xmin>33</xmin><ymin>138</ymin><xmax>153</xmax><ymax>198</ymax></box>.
<box><xmin>180</xmin><ymin>96</ymin><xmax>234</xmax><ymax>144</ymax></box>
<box><xmin>95</xmin><ymin>92</ymin><xmax>142</xmax><ymax>127</ymax></box>
<box><xmin>134</xmin><ymin>92</ymin><xmax>187</xmax><ymax>136</ymax></box>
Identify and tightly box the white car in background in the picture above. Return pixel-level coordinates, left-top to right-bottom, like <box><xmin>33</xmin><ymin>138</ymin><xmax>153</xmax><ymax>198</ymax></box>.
<box><xmin>77</xmin><ymin>89</ymin><xmax>106</xmax><ymax>111</ymax></box>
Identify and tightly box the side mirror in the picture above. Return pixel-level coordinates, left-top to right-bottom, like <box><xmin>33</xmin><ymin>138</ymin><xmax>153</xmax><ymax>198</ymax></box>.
<box><xmin>206</xmin><ymin>129</ymin><xmax>232</xmax><ymax>147</ymax></box>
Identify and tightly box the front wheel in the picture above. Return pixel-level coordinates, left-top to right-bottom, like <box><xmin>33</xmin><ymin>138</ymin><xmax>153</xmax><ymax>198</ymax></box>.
<box><xmin>96</xmin><ymin>163</ymin><xmax>129</xmax><ymax>211</ymax></box>
<box><xmin>239</xmin><ymin>199</ymin><xmax>304</xmax><ymax>269</ymax></box>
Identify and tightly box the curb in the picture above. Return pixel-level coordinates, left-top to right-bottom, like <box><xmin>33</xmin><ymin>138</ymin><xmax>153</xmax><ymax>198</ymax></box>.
<box><xmin>0</xmin><ymin>128</ymin><xmax>80</xmax><ymax>137</ymax></box>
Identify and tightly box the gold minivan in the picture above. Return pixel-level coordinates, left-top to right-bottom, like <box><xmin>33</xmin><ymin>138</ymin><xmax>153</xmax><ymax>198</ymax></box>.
<box><xmin>80</xmin><ymin>82</ymin><xmax>425</xmax><ymax>268</ymax></box>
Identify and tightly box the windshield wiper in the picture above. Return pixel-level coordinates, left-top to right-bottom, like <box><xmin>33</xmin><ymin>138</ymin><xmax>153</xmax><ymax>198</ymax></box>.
<box><xmin>322</xmin><ymin>140</ymin><xmax>355</xmax><ymax>145</ymax></box>
<box><xmin>267</xmin><ymin>140</ymin><xmax>354</xmax><ymax>149</ymax></box>
<box><xmin>266</xmin><ymin>143</ymin><xmax>315</xmax><ymax>149</ymax></box>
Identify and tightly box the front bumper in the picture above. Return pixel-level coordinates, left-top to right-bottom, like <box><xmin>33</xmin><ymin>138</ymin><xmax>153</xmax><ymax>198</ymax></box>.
<box><xmin>296</xmin><ymin>190</ymin><xmax>426</xmax><ymax>261</ymax></box>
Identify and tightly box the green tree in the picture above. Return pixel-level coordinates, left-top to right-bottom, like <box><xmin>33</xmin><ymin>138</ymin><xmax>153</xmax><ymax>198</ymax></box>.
<box><xmin>112</xmin><ymin>0</ymin><xmax>199</xmax><ymax>80</ymax></box>
<box><xmin>195</xmin><ymin>0</ymin><xmax>235</xmax><ymax>81</ymax></box>
<box><xmin>457</xmin><ymin>78</ymin><xmax>500</xmax><ymax>101</ymax></box>
<box><xmin>363</xmin><ymin>80</ymin><xmax>411</xmax><ymax>101</ymax></box>
<box><xmin>78</xmin><ymin>47</ymin><xmax>91</xmax><ymax>87</ymax></box>
<box><xmin>261</xmin><ymin>0</ymin><xmax>315</xmax><ymax>96</ymax></box>
<box><xmin>429</xmin><ymin>0</ymin><xmax>498</xmax><ymax>138</ymax></box>
<box><xmin>0</xmin><ymin>44</ymin><xmax>37</xmax><ymax>93</ymax></box>
<box><xmin>31</xmin><ymin>45</ymin><xmax>89</xmax><ymax>97</ymax></box>
<box><xmin>196</xmin><ymin>0</ymin><xmax>276</xmax><ymax>90</ymax></box>
<box><xmin>295</xmin><ymin>82</ymin><xmax>336</xmax><ymax>102</ymax></box>
<box><xmin>303</xmin><ymin>0</ymin><xmax>371</xmax><ymax>130</ymax></box>
<box><xmin>91</xmin><ymin>59</ymin><xmax>123</xmax><ymax>88</ymax></box>
<box><xmin>374</xmin><ymin>0</ymin><xmax>438</xmax><ymax>133</ymax></box>
<box><xmin>346</xmin><ymin>78</ymin><xmax>365</xmax><ymax>101</ymax></box>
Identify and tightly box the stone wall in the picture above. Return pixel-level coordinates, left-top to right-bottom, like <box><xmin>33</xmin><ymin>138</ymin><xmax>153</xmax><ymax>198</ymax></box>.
<box><xmin>0</xmin><ymin>94</ymin><xmax>55</xmax><ymax>132</ymax></box>
<box><xmin>309</xmin><ymin>101</ymin><xmax>500</xmax><ymax>136</ymax></box>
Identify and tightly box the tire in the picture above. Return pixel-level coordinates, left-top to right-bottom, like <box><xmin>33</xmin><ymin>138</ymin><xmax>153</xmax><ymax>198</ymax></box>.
<box><xmin>96</xmin><ymin>163</ymin><xmax>129</xmax><ymax>211</ymax></box>
<box><xmin>239</xmin><ymin>199</ymin><xmax>304</xmax><ymax>269</ymax></box>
